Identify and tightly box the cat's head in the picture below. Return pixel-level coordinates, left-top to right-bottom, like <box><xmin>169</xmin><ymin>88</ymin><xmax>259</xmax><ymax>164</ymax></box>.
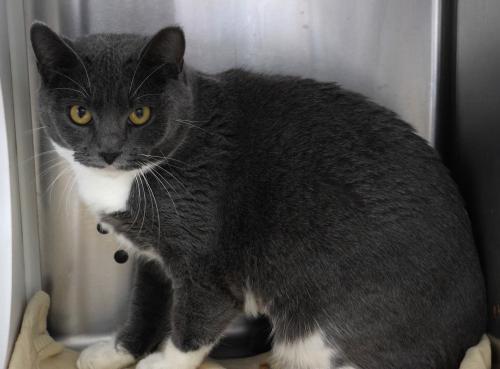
<box><xmin>30</xmin><ymin>22</ymin><xmax>190</xmax><ymax>171</ymax></box>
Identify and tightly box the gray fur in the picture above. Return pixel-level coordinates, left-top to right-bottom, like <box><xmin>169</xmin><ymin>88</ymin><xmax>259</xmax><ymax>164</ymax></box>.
<box><xmin>31</xmin><ymin>22</ymin><xmax>486</xmax><ymax>369</ymax></box>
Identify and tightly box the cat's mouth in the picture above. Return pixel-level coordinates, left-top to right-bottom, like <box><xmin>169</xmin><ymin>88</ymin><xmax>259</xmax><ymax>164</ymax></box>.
<box><xmin>86</xmin><ymin>157</ymin><xmax>161</xmax><ymax>173</ymax></box>
<box><xmin>97</xmin><ymin>165</ymin><xmax>127</xmax><ymax>175</ymax></box>
<box><xmin>74</xmin><ymin>155</ymin><xmax>146</xmax><ymax>172</ymax></box>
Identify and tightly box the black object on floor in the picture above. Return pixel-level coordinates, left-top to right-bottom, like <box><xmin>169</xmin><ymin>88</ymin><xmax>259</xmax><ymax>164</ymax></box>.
<box><xmin>209</xmin><ymin>315</ymin><xmax>273</xmax><ymax>359</ymax></box>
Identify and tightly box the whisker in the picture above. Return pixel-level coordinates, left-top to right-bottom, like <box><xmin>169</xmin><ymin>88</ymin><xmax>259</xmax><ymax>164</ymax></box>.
<box><xmin>24</xmin><ymin>125</ymin><xmax>48</xmax><ymax>134</ymax></box>
<box><xmin>45</xmin><ymin>167</ymin><xmax>71</xmax><ymax>200</ymax></box>
<box><xmin>171</xmin><ymin>119</ymin><xmax>230</xmax><ymax>142</ymax></box>
<box><xmin>139</xmin><ymin>172</ymin><xmax>148</xmax><ymax>235</ymax></box>
<box><xmin>23</xmin><ymin>149</ymin><xmax>59</xmax><ymax>164</ymax></box>
<box><xmin>177</xmin><ymin>118</ymin><xmax>210</xmax><ymax>123</ymax></box>
<box><xmin>160</xmin><ymin>149</ymin><xmax>213</xmax><ymax>183</ymax></box>
<box><xmin>135</xmin><ymin>171</ymin><xmax>147</xmax><ymax>235</ymax></box>
<box><xmin>141</xmin><ymin>158</ymin><xmax>197</xmax><ymax>216</ymax></box>
<box><xmin>65</xmin><ymin>174</ymin><xmax>77</xmax><ymax>217</ymax></box>
<box><xmin>48</xmin><ymin>69</ymin><xmax>90</xmax><ymax>97</ymax></box>
<box><xmin>173</xmin><ymin>119</ymin><xmax>212</xmax><ymax>135</ymax></box>
<box><xmin>128</xmin><ymin>42</ymin><xmax>152</xmax><ymax>96</ymax></box>
<box><xmin>152</xmin><ymin>164</ymin><xmax>192</xmax><ymax>201</ymax></box>
<box><xmin>127</xmin><ymin>176</ymin><xmax>142</xmax><ymax>232</ymax></box>
<box><xmin>37</xmin><ymin>155</ymin><xmax>61</xmax><ymax>167</ymax></box>
<box><xmin>140</xmin><ymin>156</ymin><xmax>186</xmax><ymax>191</ymax></box>
<box><xmin>148</xmin><ymin>165</ymin><xmax>179</xmax><ymax>217</ymax></box>
<box><xmin>159</xmin><ymin>150</ymin><xmax>189</xmax><ymax>166</ymax></box>
<box><xmin>138</xmin><ymin>170</ymin><xmax>150</xmax><ymax>235</ymax></box>
<box><xmin>30</xmin><ymin>159</ymin><xmax>67</xmax><ymax>188</ymax></box>
<box><xmin>141</xmin><ymin>168</ymin><xmax>161</xmax><ymax>245</ymax></box>
<box><xmin>131</xmin><ymin>62</ymin><xmax>170</xmax><ymax>97</ymax></box>
<box><xmin>135</xmin><ymin>93</ymin><xmax>163</xmax><ymax>100</ymax></box>
<box><xmin>138</xmin><ymin>153</ymin><xmax>185</xmax><ymax>169</ymax></box>
<box><xmin>37</xmin><ymin>160</ymin><xmax>67</xmax><ymax>179</ymax></box>
<box><xmin>48</xmin><ymin>87</ymin><xmax>87</xmax><ymax>97</ymax></box>
<box><xmin>128</xmin><ymin>170</ymin><xmax>148</xmax><ymax>233</ymax></box>
<box><xmin>60</xmin><ymin>171</ymin><xmax>75</xmax><ymax>215</ymax></box>
<box><xmin>64</xmin><ymin>42</ymin><xmax>93</xmax><ymax>94</ymax></box>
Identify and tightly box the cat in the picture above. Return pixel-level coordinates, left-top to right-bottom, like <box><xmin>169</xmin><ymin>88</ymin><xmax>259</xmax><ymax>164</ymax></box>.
<box><xmin>30</xmin><ymin>21</ymin><xmax>486</xmax><ymax>369</ymax></box>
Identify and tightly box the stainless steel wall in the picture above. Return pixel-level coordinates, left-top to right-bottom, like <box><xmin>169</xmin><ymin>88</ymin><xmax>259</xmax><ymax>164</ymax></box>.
<box><xmin>451</xmin><ymin>0</ymin><xmax>500</xmax><ymax>336</ymax></box>
<box><xmin>0</xmin><ymin>0</ymin><xmax>26</xmax><ymax>365</ymax></box>
<box><xmin>10</xmin><ymin>0</ymin><xmax>440</xmax><ymax>349</ymax></box>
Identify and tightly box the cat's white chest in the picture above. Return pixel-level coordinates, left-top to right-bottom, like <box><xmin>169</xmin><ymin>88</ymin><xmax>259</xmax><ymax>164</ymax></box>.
<box><xmin>75</xmin><ymin>167</ymin><xmax>137</xmax><ymax>213</ymax></box>
<box><xmin>52</xmin><ymin>141</ymin><xmax>138</xmax><ymax>214</ymax></box>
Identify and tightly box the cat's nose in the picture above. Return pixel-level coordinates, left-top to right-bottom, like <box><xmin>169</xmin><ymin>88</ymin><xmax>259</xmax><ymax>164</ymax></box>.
<box><xmin>100</xmin><ymin>151</ymin><xmax>121</xmax><ymax>165</ymax></box>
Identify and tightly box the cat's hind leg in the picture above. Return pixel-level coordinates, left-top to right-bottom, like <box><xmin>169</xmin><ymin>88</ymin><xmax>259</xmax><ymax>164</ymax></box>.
<box><xmin>268</xmin><ymin>299</ymin><xmax>351</xmax><ymax>369</ymax></box>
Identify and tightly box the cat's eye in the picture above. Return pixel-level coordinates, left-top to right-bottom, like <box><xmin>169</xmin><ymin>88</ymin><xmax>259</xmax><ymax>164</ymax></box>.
<box><xmin>129</xmin><ymin>106</ymin><xmax>151</xmax><ymax>126</ymax></box>
<box><xmin>69</xmin><ymin>105</ymin><xmax>92</xmax><ymax>125</ymax></box>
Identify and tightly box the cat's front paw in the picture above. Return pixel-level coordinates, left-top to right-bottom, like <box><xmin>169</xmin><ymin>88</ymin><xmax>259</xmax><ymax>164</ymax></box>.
<box><xmin>136</xmin><ymin>352</ymin><xmax>167</xmax><ymax>369</ymax></box>
<box><xmin>77</xmin><ymin>340</ymin><xmax>135</xmax><ymax>369</ymax></box>
<box><xmin>136</xmin><ymin>340</ymin><xmax>211</xmax><ymax>369</ymax></box>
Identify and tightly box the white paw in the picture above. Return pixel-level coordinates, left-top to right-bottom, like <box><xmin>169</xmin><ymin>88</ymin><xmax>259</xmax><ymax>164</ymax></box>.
<box><xmin>136</xmin><ymin>352</ymin><xmax>167</xmax><ymax>369</ymax></box>
<box><xmin>77</xmin><ymin>340</ymin><xmax>135</xmax><ymax>369</ymax></box>
<box><xmin>136</xmin><ymin>340</ymin><xmax>211</xmax><ymax>369</ymax></box>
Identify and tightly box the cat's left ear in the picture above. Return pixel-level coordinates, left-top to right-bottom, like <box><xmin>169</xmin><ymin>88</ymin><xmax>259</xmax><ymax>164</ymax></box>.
<box><xmin>30</xmin><ymin>22</ymin><xmax>80</xmax><ymax>80</ymax></box>
<box><xmin>139</xmin><ymin>26</ymin><xmax>185</xmax><ymax>75</ymax></box>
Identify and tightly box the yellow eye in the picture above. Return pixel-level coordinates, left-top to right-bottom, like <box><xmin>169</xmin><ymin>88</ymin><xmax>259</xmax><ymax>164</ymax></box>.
<box><xmin>69</xmin><ymin>105</ymin><xmax>92</xmax><ymax>125</ymax></box>
<box><xmin>129</xmin><ymin>106</ymin><xmax>151</xmax><ymax>126</ymax></box>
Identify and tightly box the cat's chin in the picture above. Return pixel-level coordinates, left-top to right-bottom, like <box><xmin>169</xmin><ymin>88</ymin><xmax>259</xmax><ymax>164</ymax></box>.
<box><xmin>94</xmin><ymin>165</ymin><xmax>133</xmax><ymax>177</ymax></box>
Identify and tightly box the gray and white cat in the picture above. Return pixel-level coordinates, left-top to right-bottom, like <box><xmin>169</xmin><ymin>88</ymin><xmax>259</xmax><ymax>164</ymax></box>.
<box><xmin>30</xmin><ymin>22</ymin><xmax>486</xmax><ymax>369</ymax></box>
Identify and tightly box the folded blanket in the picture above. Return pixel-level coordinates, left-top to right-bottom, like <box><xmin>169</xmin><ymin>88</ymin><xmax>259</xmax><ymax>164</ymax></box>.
<box><xmin>459</xmin><ymin>334</ymin><xmax>491</xmax><ymax>369</ymax></box>
<box><xmin>7</xmin><ymin>291</ymin><xmax>491</xmax><ymax>369</ymax></box>
<box><xmin>6</xmin><ymin>292</ymin><xmax>233</xmax><ymax>369</ymax></box>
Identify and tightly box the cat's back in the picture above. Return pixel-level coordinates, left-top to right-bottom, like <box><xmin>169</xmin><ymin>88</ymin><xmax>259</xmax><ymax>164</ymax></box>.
<box><xmin>215</xmin><ymin>69</ymin><xmax>485</xmax><ymax>369</ymax></box>
<box><xmin>220</xmin><ymin>68</ymin><xmax>432</xmax><ymax>165</ymax></box>
<box><xmin>220</xmin><ymin>69</ymin><xmax>454</xmax><ymax>215</ymax></box>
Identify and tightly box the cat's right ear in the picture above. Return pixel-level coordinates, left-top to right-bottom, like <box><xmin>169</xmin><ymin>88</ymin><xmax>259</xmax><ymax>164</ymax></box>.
<box><xmin>30</xmin><ymin>22</ymin><xmax>79</xmax><ymax>80</ymax></box>
<box><xmin>138</xmin><ymin>26</ymin><xmax>186</xmax><ymax>75</ymax></box>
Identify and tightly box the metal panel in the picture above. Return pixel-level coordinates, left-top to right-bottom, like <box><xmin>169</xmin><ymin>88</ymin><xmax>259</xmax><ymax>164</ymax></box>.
<box><xmin>1</xmin><ymin>0</ymin><xmax>34</xmax><ymax>365</ymax></box>
<box><xmin>16</xmin><ymin>0</ymin><xmax>439</xmax><ymax>348</ymax></box>
<box><xmin>452</xmin><ymin>0</ymin><xmax>500</xmax><ymax>336</ymax></box>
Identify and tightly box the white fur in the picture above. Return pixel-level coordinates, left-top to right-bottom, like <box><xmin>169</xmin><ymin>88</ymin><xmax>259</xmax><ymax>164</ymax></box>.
<box><xmin>53</xmin><ymin>141</ymin><xmax>165</xmax><ymax>262</ymax></box>
<box><xmin>115</xmin><ymin>233</ymin><xmax>164</xmax><ymax>265</ymax></box>
<box><xmin>136</xmin><ymin>339</ymin><xmax>211</xmax><ymax>369</ymax></box>
<box><xmin>271</xmin><ymin>330</ymin><xmax>336</xmax><ymax>369</ymax></box>
<box><xmin>243</xmin><ymin>289</ymin><xmax>265</xmax><ymax>317</ymax></box>
<box><xmin>114</xmin><ymin>233</ymin><xmax>136</xmax><ymax>252</ymax></box>
<box><xmin>52</xmin><ymin>141</ymin><xmax>138</xmax><ymax>214</ymax></box>
<box><xmin>77</xmin><ymin>340</ymin><xmax>135</xmax><ymax>369</ymax></box>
